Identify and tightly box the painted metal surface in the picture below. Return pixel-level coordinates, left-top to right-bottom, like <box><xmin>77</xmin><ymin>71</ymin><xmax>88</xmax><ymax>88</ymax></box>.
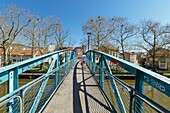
<box><xmin>0</xmin><ymin>50</ymin><xmax>65</xmax><ymax>84</ymax></box>
<box><xmin>29</xmin><ymin>54</ymin><xmax>58</xmax><ymax>113</ymax></box>
<box><xmin>134</xmin><ymin>70</ymin><xmax>144</xmax><ymax>113</ymax></box>
<box><xmin>87</xmin><ymin>50</ymin><xmax>170</xmax><ymax>97</ymax></box>
<box><xmin>92</xmin><ymin>52</ymin><xmax>96</xmax><ymax>74</ymax></box>
<box><xmin>100</xmin><ymin>54</ymin><xmax>104</xmax><ymax>89</ymax></box>
<box><xmin>1</xmin><ymin>48</ymin><xmax>169</xmax><ymax>112</ymax></box>
<box><xmin>103</xmin><ymin>57</ymin><xmax>126</xmax><ymax>113</ymax></box>
<box><xmin>86</xmin><ymin>50</ymin><xmax>170</xmax><ymax>113</ymax></box>
<box><xmin>0</xmin><ymin>49</ymin><xmax>77</xmax><ymax>113</ymax></box>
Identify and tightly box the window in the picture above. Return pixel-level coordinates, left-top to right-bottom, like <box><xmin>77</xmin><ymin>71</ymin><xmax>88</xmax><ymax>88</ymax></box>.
<box><xmin>160</xmin><ymin>64</ymin><xmax>165</xmax><ymax>68</ymax></box>
<box><xmin>159</xmin><ymin>60</ymin><xmax>167</xmax><ymax>69</ymax></box>
<box><xmin>13</xmin><ymin>59</ymin><xmax>16</xmax><ymax>62</ymax></box>
<box><xmin>160</xmin><ymin>61</ymin><xmax>166</xmax><ymax>63</ymax></box>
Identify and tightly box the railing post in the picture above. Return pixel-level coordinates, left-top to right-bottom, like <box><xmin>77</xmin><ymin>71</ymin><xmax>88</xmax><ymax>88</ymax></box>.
<box><xmin>8</xmin><ymin>67</ymin><xmax>19</xmax><ymax>113</ymax></box>
<box><xmin>59</xmin><ymin>54</ymin><xmax>62</xmax><ymax>65</ymax></box>
<box><xmin>89</xmin><ymin>51</ymin><xmax>92</xmax><ymax>70</ymax></box>
<box><xmin>20</xmin><ymin>90</ymin><xmax>24</xmax><ymax>113</ymax></box>
<box><xmin>70</xmin><ymin>50</ymin><xmax>74</xmax><ymax>60</ymax></box>
<box><xmin>89</xmin><ymin>51</ymin><xmax>92</xmax><ymax>61</ymax></box>
<box><xmin>100</xmin><ymin>54</ymin><xmax>104</xmax><ymax>90</ymax></box>
<box><xmin>69</xmin><ymin>51</ymin><xmax>72</xmax><ymax>60</ymax></box>
<box><xmin>8</xmin><ymin>68</ymin><xmax>19</xmax><ymax>93</ymax></box>
<box><xmin>65</xmin><ymin>51</ymin><xmax>68</xmax><ymax>73</ymax></box>
<box><xmin>55</xmin><ymin>53</ymin><xmax>59</xmax><ymax>86</ymax></box>
<box><xmin>92</xmin><ymin>51</ymin><xmax>96</xmax><ymax>75</ymax></box>
<box><xmin>134</xmin><ymin>70</ymin><xmax>144</xmax><ymax>113</ymax></box>
<box><xmin>65</xmin><ymin>51</ymin><xmax>68</xmax><ymax>63</ymax></box>
<box><xmin>129</xmin><ymin>89</ymin><xmax>134</xmax><ymax>113</ymax></box>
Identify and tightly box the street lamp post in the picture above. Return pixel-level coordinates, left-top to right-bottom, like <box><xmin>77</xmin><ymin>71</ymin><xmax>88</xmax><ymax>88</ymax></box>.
<box><xmin>87</xmin><ymin>32</ymin><xmax>91</xmax><ymax>51</ymax></box>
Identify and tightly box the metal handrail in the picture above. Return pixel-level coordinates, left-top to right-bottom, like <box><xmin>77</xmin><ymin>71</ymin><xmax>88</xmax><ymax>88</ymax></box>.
<box><xmin>0</xmin><ymin>50</ymin><xmax>65</xmax><ymax>73</ymax></box>
<box><xmin>0</xmin><ymin>49</ymin><xmax>77</xmax><ymax>113</ymax></box>
<box><xmin>107</xmin><ymin>71</ymin><xmax>169</xmax><ymax>113</ymax></box>
<box><xmin>0</xmin><ymin>57</ymin><xmax>77</xmax><ymax>113</ymax></box>
<box><xmin>86</xmin><ymin>50</ymin><xmax>170</xmax><ymax>113</ymax></box>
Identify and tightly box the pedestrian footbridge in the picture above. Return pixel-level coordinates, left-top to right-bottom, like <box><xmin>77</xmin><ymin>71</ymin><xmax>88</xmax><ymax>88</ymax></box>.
<box><xmin>0</xmin><ymin>49</ymin><xmax>169</xmax><ymax>113</ymax></box>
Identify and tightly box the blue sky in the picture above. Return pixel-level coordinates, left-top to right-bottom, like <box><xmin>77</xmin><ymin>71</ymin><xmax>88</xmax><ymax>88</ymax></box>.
<box><xmin>0</xmin><ymin>0</ymin><xmax>170</xmax><ymax>46</ymax></box>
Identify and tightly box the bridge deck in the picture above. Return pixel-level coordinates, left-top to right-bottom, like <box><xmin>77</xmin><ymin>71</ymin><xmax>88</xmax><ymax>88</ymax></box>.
<box><xmin>43</xmin><ymin>61</ymin><xmax>113</xmax><ymax>113</ymax></box>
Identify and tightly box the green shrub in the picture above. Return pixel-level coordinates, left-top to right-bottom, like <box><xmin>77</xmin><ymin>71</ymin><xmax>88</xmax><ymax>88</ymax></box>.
<box><xmin>111</xmin><ymin>69</ymin><xmax>128</xmax><ymax>73</ymax></box>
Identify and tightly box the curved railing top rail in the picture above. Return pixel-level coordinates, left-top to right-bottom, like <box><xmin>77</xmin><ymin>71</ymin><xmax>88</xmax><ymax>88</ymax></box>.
<box><xmin>86</xmin><ymin>50</ymin><xmax>170</xmax><ymax>97</ymax></box>
<box><xmin>0</xmin><ymin>49</ymin><xmax>69</xmax><ymax>72</ymax></box>
<box><xmin>0</xmin><ymin>49</ymin><xmax>76</xmax><ymax>84</ymax></box>
<box><xmin>0</xmin><ymin>50</ymin><xmax>77</xmax><ymax>113</ymax></box>
<box><xmin>0</xmin><ymin>49</ymin><xmax>77</xmax><ymax>102</ymax></box>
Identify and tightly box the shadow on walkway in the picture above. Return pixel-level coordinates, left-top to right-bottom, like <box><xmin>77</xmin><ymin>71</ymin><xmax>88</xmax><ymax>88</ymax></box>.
<box><xmin>73</xmin><ymin>61</ymin><xmax>113</xmax><ymax>113</ymax></box>
<box><xmin>73</xmin><ymin>61</ymin><xmax>83</xmax><ymax>113</ymax></box>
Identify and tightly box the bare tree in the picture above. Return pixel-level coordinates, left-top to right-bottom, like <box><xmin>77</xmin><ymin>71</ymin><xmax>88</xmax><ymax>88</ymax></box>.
<box><xmin>82</xmin><ymin>16</ymin><xmax>117</xmax><ymax>51</ymax></box>
<box><xmin>8</xmin><ymin>40</ymin><xmax>23</xmax><ymax>64</ymax></box>
<box><xmin>112</xmin><ymin>17</ymin><xmax>138</xmax><ymax>60</ymax></box>
<box><xmin>22</xmin><ymin>15</ymin><xmax>40</xmax><ymax>58</ymax></box>
<box><xmin>99</xmin><ymin>38</ymin><xmax>118</xmax><ymax>54</ymax></box>
<box><xmin>66</xmin><ymin>37</ymin><xmax>74</xmax><ymax>47</ymax></box>
<box><xmin>54</xmin><ymin>21</ymin><xmax>68</xmax><ymax>50</ymax></box>
<box><xmin>136</xmin><ymin>20</ymin><xmax>170</xmax><ymax>71</ymax></box>
<box><xmin>32</xmin><ymin>17</ymin><xmax>55</xmax><ymax>70</ymax></box>
<box><xmin>79</xmin><ymin>37</ymin><xmax>88</xmax><ymax>47</ymax></box>
<box><xmin>36</xmin><ymin>17</ymin><xmax>55</xmax><ymax>55</ymax></box>
<box><xmin>0</xmin><ymin>5</ymin><xmax>31</xmax><ymax>66</ymax></box>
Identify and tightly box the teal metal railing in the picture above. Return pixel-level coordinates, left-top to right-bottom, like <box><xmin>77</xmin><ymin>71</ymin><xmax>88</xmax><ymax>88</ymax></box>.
<box><xmin>0</xmin><ymin>49</ymin><xmax>77</xmax><ymax>113</ymax></box>
<box><xmin>86</xmin><ymin>50</ymin><xmax>170</xmax><ymax>113</ymax></box>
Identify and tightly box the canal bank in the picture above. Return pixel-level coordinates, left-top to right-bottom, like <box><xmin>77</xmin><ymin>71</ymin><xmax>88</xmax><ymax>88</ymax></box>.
<box><xmin>19</xmin><ymin>72</ymin><xmax>45</xmax><ymax>79</ymax></box>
